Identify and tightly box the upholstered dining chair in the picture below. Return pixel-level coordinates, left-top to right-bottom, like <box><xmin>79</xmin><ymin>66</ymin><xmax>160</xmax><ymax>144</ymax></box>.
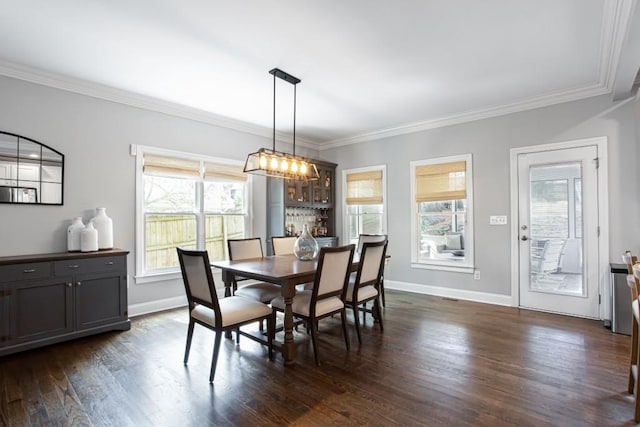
<box><xmin>623</xmin><ymin>251</ymin><xmax>640</xmax><ymax>422</ymax></box>
<box><xmin>227</xmin><ymin>238</ymin><xmax>282</xmax><ymax>303</ymax></box>
<box><xmin>346</xmin><ymin>239</ymin><xmax>387</xmax><ymax>344</ymax></box>
<box><xmin>272</xmin><ymin>235</ymin><xmax>315</xmax><ymax>292</ymax></box>
<box><xmin>271</xmin><ymin>236</ymin><xmax>297</xmax><ymax>255</ymax></box>
<box><xmin>177</xmin><ymin>247</ymin><xmax>274</xmax><ymax>382</ymax></box>
<box><xmin>355</xmin><ymin>234</ymin><xmax>388</xmax><ymax>308</ymax></box>
<box><xmin>622</xmin><ymin>251</ymin><xmax>640</xmax><ymax>422</ymax></box>
<box><xmin>271</xmin><ymin>244</ymin><xmax>355</xmax><ymax>366</ymax></box>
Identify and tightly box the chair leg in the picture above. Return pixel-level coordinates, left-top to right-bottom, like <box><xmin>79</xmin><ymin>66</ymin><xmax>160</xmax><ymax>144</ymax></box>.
<box><xmin>268</xmin><ymin>313</ymin><xmax>274</xmax><ymax>361</ymax></box>
<box><xmin>631</xmin><ymin>317</ymin><xmax>638</xmax><ymax>394</ymax></box>
<box><xmin>209</xmin><ymin>332</ymin><xmax>223</xmax><ymax>383</ymax></box>
<box><xmin>310</xmin><ymin>318</ymin><xmax>321</xmax><ymax>366</ymax></box>
<box><xmin>352</xmin><ymin>304</ymin><xmax>362</xmax><ymax>344</ymax></box>
<box><xmin>374</xmin><ymin>297</ymin><xmax>384</xmax><ymax>332</ymax></box>
<box><xmin>236</xmin><ymin>327</ymin><xmax>241</xmax><ymax>345</ymax></box>
<box><xmin>362</xmin><ymin>302</ymin><xmax>367</xmax><ymax>325</ymax></box>
<box><xmin>184</xmin><ymin>320</ymin><xmax>195</xmax><ymax>365</ymax></box>
<box><xmin>341</xmin><ymin>309</ymin><xmax>350</xmax><ymax>351</ymax></box>
<box><xmin>381</xmin><ymin>277</ymin><xmax>386</xmax><ymax>308</ymax></box>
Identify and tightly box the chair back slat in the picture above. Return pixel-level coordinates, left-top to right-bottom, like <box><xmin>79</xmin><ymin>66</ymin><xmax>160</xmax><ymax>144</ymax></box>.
<box><xmin>272</xmin><ymin>236</ymin><xmax>297</xmax><ymax>255</ymax></box>
<box><xmin>313</xmin><ymin>245</ymin><xmax>355</xmax><ymax>300</ymax></box>
<box><xmin>228</xmin><ymin>238</ymin><xmax>263</xmax><ymax>260</ymax></box>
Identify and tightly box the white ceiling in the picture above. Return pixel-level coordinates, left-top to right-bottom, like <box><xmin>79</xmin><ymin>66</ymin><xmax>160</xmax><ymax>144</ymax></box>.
<box><xmin>0</xmin><ymin>0</ymin><xmax>638</xmax><ymax>149</ymax></box>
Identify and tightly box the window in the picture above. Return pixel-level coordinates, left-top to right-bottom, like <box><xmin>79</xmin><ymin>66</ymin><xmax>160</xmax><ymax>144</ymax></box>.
<box><xmin>135</xmin><ymin>147</ymin><xmax>250</xmax><ymax>278</ymax></box>
<box><xmin>411</xmin><ymin>154</ymin><xmax>474</xmax><ymax>272</ymax></box>
<box><xmin>343</xmin><ymin>166</ymin><xmax>386</xmax><ymax>245</ymax></box>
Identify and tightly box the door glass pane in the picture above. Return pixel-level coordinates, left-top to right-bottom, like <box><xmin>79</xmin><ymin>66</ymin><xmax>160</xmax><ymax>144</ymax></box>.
<box><xmin>528</xmin><ymin>163</ymin><xmax>584</xmax><ymax>296</ymax></box>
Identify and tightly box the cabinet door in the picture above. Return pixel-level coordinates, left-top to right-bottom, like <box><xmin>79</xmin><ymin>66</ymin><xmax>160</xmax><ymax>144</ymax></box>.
<box><xmin>313</xmin><ymin>167</ymin><xmax>333</xmax><ymax>205</ymax></box>
<box><xmin>75</xmin><ymin>273</ymin><xmax>126</xmax><ymax>330</ymax></box>
<box><xmin>8</xmin><ymin>278</ymin><xmax>73</xmax><ymax>345</ymax></box>
<box><xmin>0</xmin><ymin>284</ymin><xmax>8</xmax><ymax>346</ymax></box>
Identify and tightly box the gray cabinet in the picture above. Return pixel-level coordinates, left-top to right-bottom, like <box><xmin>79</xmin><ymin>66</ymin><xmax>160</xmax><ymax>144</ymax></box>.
<box><xmin>267</xmin><ymin>159</ymin><xmax>338</xmax><ymax>255</ymax></box>
<box><xmin>0</xmin><ymin>249</ymin><xmax>129</xmax><ymax>356</ymax></box>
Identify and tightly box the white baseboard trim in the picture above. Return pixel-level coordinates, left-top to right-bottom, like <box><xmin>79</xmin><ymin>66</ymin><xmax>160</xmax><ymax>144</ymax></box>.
<box><xmin>129</xmin><ymin>295</ymin><xmax>188</xmax><ymax>317</ymax></box>
<box><xmin>385</xmin><ymin>280</ymin><xmax>513</xmax><ymax>307</ymax></box>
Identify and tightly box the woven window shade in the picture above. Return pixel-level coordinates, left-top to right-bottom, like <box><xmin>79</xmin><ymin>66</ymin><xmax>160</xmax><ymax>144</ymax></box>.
<box><xmin>204</xmin><ymin>162</ymin><xmax>247</xmax><ymax>182</ymax></box>
<box><xmin>415</xmin><ymin>161</ymin><xmax>466</xmax><ymax>202</ymax></box>
<box><xmin>346</xmin><ymin>170</ymin><xmax>383</xmax><ymax>205</ymax></box>
<box><xmin>143</xmin><ymin>154</ymin><xmax>200</xmax><ymax>177</ymax></box>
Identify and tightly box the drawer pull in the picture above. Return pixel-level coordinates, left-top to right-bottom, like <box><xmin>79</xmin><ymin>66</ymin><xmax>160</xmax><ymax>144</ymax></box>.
<box><xmin>105</xmin><ymin>261</ymin><xmax>114</xmax><ymax>265</ymax></box>
<box><xmin>77</xmin><ymin>282</ymin><xmax>82</xmax><ymax>287</ymax></box>
<box><xmin>67</xmin><ymin>265</ymin><xmax>80</xmax><ymax>269</ymax></box>
<box><xmin>67</xmin><ymin>282</ymin><xmax>73</xmax><ymax>288</ymax></box>
<box><xmin>23</xmin><ymin>269</ymin><xmax>37</xmax><ymax>273</ymax></box>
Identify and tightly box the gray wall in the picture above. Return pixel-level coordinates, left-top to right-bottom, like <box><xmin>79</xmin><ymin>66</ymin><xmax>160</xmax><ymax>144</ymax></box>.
<box><xmin>321</xmin><ymin>94</ymin><xmax>640</xmax><ymax>297</ymax></box>
<box><xmin>1</xmin><ymin>73</ymin><xmax>638</xmax><ymax>307</ymax></box>
<box><xmin>0</xmin><ymin>75</ymin><xmax>318</xmax><ymax>308</ymax></box>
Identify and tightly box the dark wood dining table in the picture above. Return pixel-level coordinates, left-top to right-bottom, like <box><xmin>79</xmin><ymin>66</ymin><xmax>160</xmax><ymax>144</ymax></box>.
<box><xmin>211</xmin><ymin>254</ymin><xmax>323</xmax><ymax>365</ymax></box>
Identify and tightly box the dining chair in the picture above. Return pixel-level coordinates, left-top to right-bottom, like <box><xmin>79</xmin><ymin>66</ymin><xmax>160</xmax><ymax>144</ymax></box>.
<box><xmin>227</xmin><ymin>238</ymin><xmax>282</xmax><ymax>303</ymax></box>
<box><xmin>623</xmin><ymin>251</ymin><xmax>640</xmax><ymax>421</ymax></box>
<box><xmin>346</xmin><ymin>239</ymin><xmax>387</xmax><ymax>344</ymax></box>
<box><xmin>272</xmin><ymin>235</ymin><xmax>315</xmax><ymax>292</ymax></box>
<box><xmin>271</xmin><ymin>236</ymin><xmax>297</xmax><ymax>255</ymax></box>
<box><xmin>271</xmin><ymin>244</ymin><xmax>355</xmax><ymax>366</ymax></box>
<box><xmin>356</xmin><ymin>234</ymin><xmax>388</xmax><ymax>309</ymax></box>
<box><xmin>177</xmin><ymin>247</ymin><xmax>274</xmax><ymax>382</ymax></box>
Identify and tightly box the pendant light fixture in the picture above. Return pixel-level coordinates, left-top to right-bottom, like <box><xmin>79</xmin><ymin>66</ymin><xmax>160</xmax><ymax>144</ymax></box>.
<box><xmin>243</xmin><ymin>68</ymin><xmax>319</xmax><ymax>181</ymax></box>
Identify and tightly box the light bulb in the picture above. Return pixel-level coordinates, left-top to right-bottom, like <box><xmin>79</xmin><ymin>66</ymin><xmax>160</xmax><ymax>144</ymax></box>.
<box><xmin>270</xmin><ymin>156</ymin><xmax>279</xmax><ymax>170</ymax></box>
<box><xmin>291</xmin><ymin>161</ymin><xmax>298</xmax><ymax>173</ymax></box>
<box><xmin>300</xmin><ymin>163</ymin><xmax>307</xmax><ymax>174</ymax></box>
<box><xmin>259</xmin><ymin>155</ymin><xmax>267</xmax><ymax>168</ymax></box>
<box><xmin>280</xmin><ymin>159</ymin><xmax>288</xmax><ymax>171</ymax></box>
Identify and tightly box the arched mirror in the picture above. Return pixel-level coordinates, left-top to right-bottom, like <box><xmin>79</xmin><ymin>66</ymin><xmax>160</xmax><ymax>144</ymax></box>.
<box><xmin>0</xmin><ymin>131</ymin><xmax>64</xmax><ymax>205</ymax></box>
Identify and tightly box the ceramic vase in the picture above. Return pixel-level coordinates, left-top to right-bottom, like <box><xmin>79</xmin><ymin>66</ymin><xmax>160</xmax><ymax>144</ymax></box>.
<box><xmin>80</xmin><ymin>222</ymin><xmax>99</xmax><ymax>252</ymax></box>
<box><xmin>91</xmin><ymin>207</ymin><xmax>113</xmax><ymax>250</ymax></box>
<box><xmin>294</xmin><ymin>224</ymin><xmax>319</xmax><ymax>260</ymax></box>
<box><xmin>67</xmin><ymin>217</ymin><xmax>84</xmax><ymax>252</ymax></box>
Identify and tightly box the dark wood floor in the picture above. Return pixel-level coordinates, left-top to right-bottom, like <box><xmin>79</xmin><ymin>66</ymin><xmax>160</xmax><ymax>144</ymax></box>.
<box><xmin>0</xmin><ymin>290</ymin><xmax>635</xmax><ymax>426</ymax></box>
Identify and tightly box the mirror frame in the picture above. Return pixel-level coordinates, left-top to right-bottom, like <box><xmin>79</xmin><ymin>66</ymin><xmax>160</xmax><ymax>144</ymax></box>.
<box><xmin>0</xmin><ymin>131</ymin><xmax>65</xmax><ymax>205</ymax></box>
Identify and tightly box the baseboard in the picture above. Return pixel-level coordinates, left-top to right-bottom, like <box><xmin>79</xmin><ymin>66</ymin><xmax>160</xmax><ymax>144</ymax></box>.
<box><xmin>129</xmin><ymin>295</ymin><xmax>188</xmax><ymax>317</ymax></box>
<box><xmin>385</xmin><ymin>280</ymin><xmax>513</xmax><ymax>307</ymax></box>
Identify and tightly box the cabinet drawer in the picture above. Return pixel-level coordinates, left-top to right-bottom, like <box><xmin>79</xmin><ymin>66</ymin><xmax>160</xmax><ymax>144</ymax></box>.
<box><xmin>0</xmin><ymin>262</ymin><xmax>52</xmax><ymax>282</ymax></box>
<box><xmin>54</xmin><ymin>256</ymin><xmax>125</xmax><ymax>276</ymax></box>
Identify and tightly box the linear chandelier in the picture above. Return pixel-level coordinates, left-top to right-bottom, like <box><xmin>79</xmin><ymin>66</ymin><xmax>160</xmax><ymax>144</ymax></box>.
<box><xmin>243</xmin><ymin>68</ymin><xmax>319</xmax><ymax>181</ymax></box>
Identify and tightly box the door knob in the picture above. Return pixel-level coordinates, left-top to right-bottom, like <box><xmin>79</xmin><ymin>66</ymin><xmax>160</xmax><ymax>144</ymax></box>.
<box><xmin>521</xmin><ymin>235</ymin><xmax>529</xmax><ymax>241</ymax></box>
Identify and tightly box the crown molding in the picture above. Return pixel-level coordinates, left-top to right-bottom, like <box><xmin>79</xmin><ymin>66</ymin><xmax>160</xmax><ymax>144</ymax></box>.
<box><xmin>0</xmin><ymin>60</ymin><xmax>319</xmax><ymax>150</ymax></box>
<box><xmin>317</xmin><ymin>84</ymin><xmax>610</xmax><ymax>150</ymax></box>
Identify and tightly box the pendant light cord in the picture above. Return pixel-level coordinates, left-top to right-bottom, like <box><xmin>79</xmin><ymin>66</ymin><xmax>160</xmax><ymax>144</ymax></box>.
<box><xmin>293</xmin><ymin>84</ymin><xmax>297</xmax><ymax>156</ymax></box>
<box><xmin>272</xmin><ymin>71</ymin><xmax>276</xmax><ymax>152</ymax></box>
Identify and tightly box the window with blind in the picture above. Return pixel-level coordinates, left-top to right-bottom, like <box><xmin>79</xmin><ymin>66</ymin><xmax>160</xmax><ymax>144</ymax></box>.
<box><xmin>410</xmin><ymin>154</ymin><xmax>474</xmax><ymax>271</ymax></box>
<box><xmin>343</xmin><ymin>166</ymin><xmax>386</xmax><ymax>245</ymax></box>
<box><xmin>137</xmin><ymin>148</ymin><xmax>250</xmax><ymax>276</ymax></box>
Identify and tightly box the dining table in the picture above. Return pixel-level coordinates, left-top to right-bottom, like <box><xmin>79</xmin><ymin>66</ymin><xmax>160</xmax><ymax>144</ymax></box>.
<box><xmin>211</xmin><ymin>253</ymin><xmax>356</xmax><ymax>365</ymax></box>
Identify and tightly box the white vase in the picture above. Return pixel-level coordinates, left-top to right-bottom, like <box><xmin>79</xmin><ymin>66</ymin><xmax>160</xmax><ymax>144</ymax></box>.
<box><xmin>80</xmin><ymin>222</ymin><xmax>99</xmax><ymax>252</ymax></box>
<box><xmin>91</xmin><ymin>207</ymin><xmax>113</xmax><ymax>250</ymax></box>
<box><xmin>294</xmin><ymin>224</ymin><xmax>319</xmax><ymax>260</ymax></box>
<box><xmin>67</xmin><ymin>217</ymin><xmax>84</xmax><ymax>252</ymax></box>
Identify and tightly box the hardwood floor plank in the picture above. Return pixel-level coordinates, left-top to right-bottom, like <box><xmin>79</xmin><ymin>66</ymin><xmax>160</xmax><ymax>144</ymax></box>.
<box><xmin>0</xmin><ymin>291</ymin><xmax>636</xmax><ymax>426</ymax></box>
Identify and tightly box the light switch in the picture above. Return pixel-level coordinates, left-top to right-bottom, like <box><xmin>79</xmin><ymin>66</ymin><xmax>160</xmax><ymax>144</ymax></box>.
<box><xmin>489</xmin><ymin>215</ymin><xmax>508</xmax><ymax>225</ymax></box>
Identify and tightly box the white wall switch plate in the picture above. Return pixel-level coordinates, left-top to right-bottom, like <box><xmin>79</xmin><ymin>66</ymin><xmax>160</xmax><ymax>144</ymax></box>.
<box><xmin>489</xmin><ymin>215</ymin><xmax>508</xmax><ymax>225</ymax></box>
<box><xmin>474</xmin><ymin>270</ymin><xmax>481</xmax><ymax>280</ymax></box>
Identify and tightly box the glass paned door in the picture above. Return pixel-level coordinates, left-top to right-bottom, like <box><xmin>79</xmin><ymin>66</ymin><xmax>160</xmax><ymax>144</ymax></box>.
<box><xmin>517</xmin><ymin>145</ymin><xmax>599</xmax><ymax>318</ymax></box>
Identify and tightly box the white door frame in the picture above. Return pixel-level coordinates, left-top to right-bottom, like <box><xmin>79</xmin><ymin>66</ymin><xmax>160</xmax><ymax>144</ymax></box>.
<box><xmin>509</xmin><ymin>136</ymin><xmax>610</xmax><ymax>320</ymax></box>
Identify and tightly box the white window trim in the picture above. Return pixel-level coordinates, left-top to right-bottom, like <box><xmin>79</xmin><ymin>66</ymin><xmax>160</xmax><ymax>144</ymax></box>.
<box><xmin>132</xmin><ymin>144</ymin><xmax>253</xmax><ymax>282</ymax></box>
<box><xmin>341</xmin><ymin>164</ymin><xmax>387</xmax><ymax>245</ymax></box>
<box><xmin>410</xmin><ymin>154</ymin><xmax>474</xmax><ymax>273</ymax></box>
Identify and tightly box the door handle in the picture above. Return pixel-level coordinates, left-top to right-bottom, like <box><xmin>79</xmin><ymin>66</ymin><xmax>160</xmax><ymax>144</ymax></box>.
<box><xmin>521</xmin><ymin>235</ymin><xmax>529</xmax><ymax>241</ymax></box>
